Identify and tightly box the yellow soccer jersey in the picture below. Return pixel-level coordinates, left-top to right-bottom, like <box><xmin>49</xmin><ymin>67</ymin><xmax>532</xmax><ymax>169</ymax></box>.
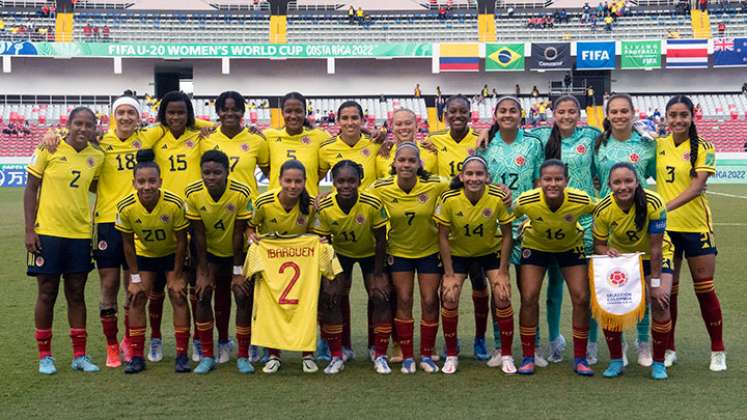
<box><xmin>428</xmin><ymin>128</ymin><xmax>479</xmax><ymax>177</ymax></box>
<box><xmin>185</xmin><ymin>178</ymin><xmax>252</xmax><ymax>257</ymax></box>
<box><xmin>318</xmin><ymin>135</ymin><xmax>380</xmax><ymax>188</ymax></box>
<box><xmin>94</xmin><ymin>129</ymin><xmax>158</xmax><ymax>224</ymax></box>
<box><xmin>243</xmin><ymin>235</ymin><xmax>342</xmax><ymax>352</ymax></box>
<box><xmin>311</xmin><ymin>191</ymin><xmax>389</xmax><ymax>258</ymax></box>
<box><xmin>375</xmin><ymin>141</ymin><xmax>439</xmax><ymax>179</ymax></box>
<box><xmin>264</xmin><ymin>127</ymin><xmax>328</xmax><ymax>196</ymax></box>
<box><xmin>656</xmin><ymin>134</ymin><xmax>716</xmax><ymax>233</ymax></box>
<box><xmin>115</xmin><ymin>190</ymin><xmax>190</xmax><ymax>258</ymax></box>
<box><xmin>250</xmin><ymin>189</ymin><xmax>314</xmax><ymax>236</ymax></box>
<box><xmin>200</xmin><ymin>128</ymin><xmax>269</xmax><ymax>198</ymax></box>
<box><xmin>592</xmin><ymin>190</ymin><xmax>674</xmax><ymax>261</ymax></box>
<box><xmin>433</xmin><ymin>185</ymin><xmax>515</xmax><ymax>257</ymax></box>
<box><xmin>370</xmin><ymin>175</ymin><xmax>449</xmax><ymax>258</ymax></box>
<box><xmin>513</xmin><ymin>187</ymin><xmax>596</xmax><ymax>252</ymax></box>
<box><xmin>153</xmin><ymin>128</ymin><xmax>203</xmax><ymax>198</ymax></box>
<box><xmin>27</xmin><ymin>142</ymin><xmax>104</xmax><ymax>239</ymax></box>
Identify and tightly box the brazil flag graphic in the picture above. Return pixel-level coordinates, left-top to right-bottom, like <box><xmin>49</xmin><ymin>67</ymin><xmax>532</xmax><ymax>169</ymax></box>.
<box><xmin>485</xmin><ymin>43</ymin><xmax>524</xmax><ymax>71</ymax></box>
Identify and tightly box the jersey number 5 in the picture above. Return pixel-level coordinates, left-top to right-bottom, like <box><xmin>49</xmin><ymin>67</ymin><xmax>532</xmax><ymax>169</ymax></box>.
<box><xmin>278</xmin><ymin>261</ymin><xmax>300</xmax><ymax>305</ymax></box>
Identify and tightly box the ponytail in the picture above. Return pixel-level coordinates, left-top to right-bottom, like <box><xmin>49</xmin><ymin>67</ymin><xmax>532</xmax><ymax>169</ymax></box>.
<box><xmin>545</xmin><ymin>123</ymin><xmax>562</xmax><ymax>160</ymax></box>
<box><xmin>632</xmin><ymin>183</ymin><xmax>647</xmax><ymax>232</ymax></box>
<box><xmin>595</xmin><ymin>117</ymin><xmax>612</xmax><ymax>152</ymax></box>
<box><xmin>486</xmin><ymin>122</ymin><xmax>500</xmax><ymax>146</ymax></box>
<box><xmin>665</xmin><ymin>95</ymin><xmax>699</xmax><ymax>178</ymax></box>
<box><xmin>449</xmin><ymin>175</ymin><xmax>463</xmax><ymax>190</ymax></box>
<box><xmin>299</xmin><ymin>189</ymin><xmax>312</xmax><ymax>216</ymax></box>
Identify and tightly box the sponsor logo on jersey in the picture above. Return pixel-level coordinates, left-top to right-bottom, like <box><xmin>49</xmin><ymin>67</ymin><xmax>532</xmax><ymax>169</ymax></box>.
<box><xmin>355</xmin><ymin>214</ymin><xmax>366</xmax><ymax>224</ymax></box>
<box><xmin>98</xmin><ymin>240</ymin><xmax>108</xmax><ymax>251</ymax></box>
<box><xmin>515</xmin><ymin>155</ymin><xmax>526</xmax><ymax>166</ymax></box>
<box><xmin>607</xmin><ymin>268</ymin><xmax>628</xmax><ymax>287</ymax></box>
<box><xmin>576</xmin><ymin>144</ymin><xmax>587</xmax><ymax>154</ymax></box>
<box><xmin>483</xmin><ymin>208</ymin><xmax>493</xmax><ymax>218</ymax></box>
<box><xmin>629</xmin><ymin>153</ymin><xmax>640</xmax><ymax>163</ymax></box>
<box><xmin>160</xmin><ymin>215</ymin><xmax>170</xmax><ymax>223</ymax></box>
<box><xmin>417</xmin><ymin>193</ymin><xmax>428</xmax><ymax>203</ymax></box>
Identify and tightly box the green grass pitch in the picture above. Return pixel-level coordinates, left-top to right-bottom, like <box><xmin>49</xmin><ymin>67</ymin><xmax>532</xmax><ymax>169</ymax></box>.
<box><xmin>0</xmin><ymin>186</ymin><xmax>745</xmax><ymax>419</ymax></box>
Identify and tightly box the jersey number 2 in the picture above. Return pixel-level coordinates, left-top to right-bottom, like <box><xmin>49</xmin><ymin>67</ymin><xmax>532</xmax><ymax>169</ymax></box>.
<box><xmin>278</xmin><ymin>261</ymin><xmax>300</xmax><ymax>305</ymax></box>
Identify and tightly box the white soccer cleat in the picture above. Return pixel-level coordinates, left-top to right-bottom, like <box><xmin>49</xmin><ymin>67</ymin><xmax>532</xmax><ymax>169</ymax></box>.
<box><xmin>217</xmin><ymin>340</ymin><xmax>233</xmax><ymax>364</ymax></box>
<box><xmin>302</xmin><ymin>356</ymin><xmax>319</xmax><ymax>373</ymax></box>
<box><xmin>441</xmin><ymin>356</ymin><xmax>459</xmax><ymax>374</ymax></box>
<box><xmin>342</xmin><ymin>347</ymin><xmax>355</xmax><ymax>363</ymax></box>
<box><xmin>486</xmin><ymin>349</ymin><xmax>503</xmax><ymax>368</ymax></box>
<box><xmin>373</xmin><ymin>356</ymin><xmax>392</xmax><ymax>374</ymax></box>
<box><xmin>262</xmin><ymin>356</ymin><xmax>281</xmax><ymax>374</ymax></box>
<box><xmin>547</xmin><ymin>335</ymin><xmax>566</xmax><ymax>363</ymax></box>
<box><xmin>323</xmin><ymin>357</ymin><xmax>345</xmax><ymax>375</ymax></box>
<box><xmin>534</xmin><ymin>346</ymin><xmax>549</xmax><ymax>368</ymax></box>
<box><xmin>586</xmin><ymin>342</ymin><xmax>598</xmax><ymax>365</ymax></box>
<box><xmin>664</xmin><ymin>350</ymin><xmax>678</xmax><ymax>368</ymax></box>
<box><xmin>400</xmin><ymin>357</ymin><xmax>416</xmax><ymax>374</ymax></box>
<box><xmin>636</xmin><ymin>340</ymin><xmax>653</xmax><ymax>367</ymax></box>
<box><xmin>622</xmin><ymin>341</ymin><xmax>629</xmax><ymax>367</ymax></box>
<box><xmin>500</xmin><ymin>356</ymin><xmax>517</xmax><ymax>374</ymax></box>
<box><xmin>710</xmin><ymin>351</ymin><xmax>727</xmax><ymax>372</ymax></box>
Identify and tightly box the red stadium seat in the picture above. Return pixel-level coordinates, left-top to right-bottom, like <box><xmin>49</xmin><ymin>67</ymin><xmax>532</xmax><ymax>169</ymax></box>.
<box><xmin>250</xmin><ymin>111</ymin><xmax>258</xmax><ymax>124</ymax></box>
<box><xmin>471</xmin><ymin>111</ymin><xmax>479</xmax><ymax>123</ymax></box>
<box><xmin>731</xmin><ymin>111</ymin><xmax>738</xmax><ymax>121</ymax></box>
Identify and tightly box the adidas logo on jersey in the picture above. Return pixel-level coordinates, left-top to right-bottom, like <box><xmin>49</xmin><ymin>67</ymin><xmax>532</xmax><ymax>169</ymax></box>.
<box><xmin>270</xmin><ymin>218</ymin><xmax>278</xmax><ymax>223</ymax></box>
<box><xmin>392</xmin><ymin>198</ymin><xmax>398</xmax><ymax>203</ymax></box>
<box><xmin>135</xmin><ymin>218</ymin><xmax>142</xmax><ymax>224</ymax></box>
<box><xmin>106</xmin><ymin>145</ymin><xmax>114</xmax><ymax>151</ymax></box>
<box><xmin>659</xmin><ymin>150</ymin><xmax>666</xmax><ymax>156</ymax></box>
<box><xmin>611</xmin><ymin>221</ymin><xmax>618</xmax><ymax>227</ymax></box>
<box><xmin>59</xmin><ymin>156</ymin><xmax>67</xmax><ymax>162</ymax></box>
<box><xmin>200</xmin><ymin>206</ymin><xmax>207</xmax><ymax>211</ymax></box>
<box><xmin>162</xmin><ymin>144</ymin><xmax>168</xmax><ymax>149</ymax></box>
<box><xmin>536</xmin><ymin>217</ymin><xmax>544</xmax><ymax>222</ymax></box>
<box><xmin>456</xmin><ymin>211</ymin><xmax>464</xmax><ymax>217</ymax></box>
<box><xmin>332</xmin><ymin>221</ymin><xmax>339</xmax><ymax>226</ymax></box>
<box><xmin>336</xmin><ymin>153</ymin><xmax>343</xmax><ymax>159</ymax></box>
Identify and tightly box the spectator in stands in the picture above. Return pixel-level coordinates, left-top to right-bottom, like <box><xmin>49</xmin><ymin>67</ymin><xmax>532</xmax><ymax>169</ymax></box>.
<box><xmin>2</xmin><ymin>122</ymin><xmax>18</xmax><ymax>135</ymax></box>
<box><xmin>718</xmin><ymin>22</ymin><xmax>725</xmax><ymax>36</ymax></box>
<box><xmin>531</xmin><ymin>85</ymin><xmax>540</xmax><ymax>98</ymax></box>
<box><xmin>564</xmin><ymin>72</ymin><xmax>572</xmax><ymax>90</ymax></box>
<box><xmin>492</xmin><ymin>88</ymin><xmax>499</xmax><ymax>99</ymax></box>
<box><xmin>586</xmin><ymin>85</ymin><xmax>595</xmax><ymax>107</ymax></box>
<box><xmin>695</xmin><ymin>103</ymin><xmax>703</xmax><ymax>113</ymax></box>
<box><xmin>481</xmin><ymin>84</ymin><xmax>490</xmax><ymax>98</ymax></box>
<box><xmin>604</xmin><ymin>14</ymin><xmax>613</xmax><ymax>31</ymax></box>
<box><xmin>653</xmin><ymin>108</ymin><xmax>661</xmax><ymax>120</ymax></box>
<box><xmin>559</xmin><ymin>9</ymin><xmax>569</xmax><ymax>24</ymax></box>
<box><xmin>348</xmin><ymin>6</ymin><xmax>355</xmax><ymax>24</ymax></box>
<box><xmin>327</xmin><ymin>110</ymin><xmax>335</xmax><ymax>124</ymax></box>
<box><xmin>0</xmin><ymin>18</ymin><xmax>6</xmax><ymax>33</ymax></box>
<box><xmin>741</xmin><ymin>82</ymin><xmax>747</xmax><ymax>95</ymax></box>
<box><xmin>436</xmin><ymin>95</ymin><xmax>446</xmax><ymax>122</ymax></box>
<box><xmin>544</xmin><ymin>14</ymin><xmax>554</xmax><ymax>28</ymax></box>
<box><xmin>596</xmin><ymin>2</ymin><xmax>605</xmax><ymax>17</ymax></box>
<box><xmin>92</xmin><ymin>25</ymin><xmax>100</xmax><ymax>40</ymax></box>
<box><xmin>83</xmin><ymin>22</ymin><xmax>92</xmax><ymax>39</ymax></box>
<box><xmin>515</xmin><ymin>84</ymin><xmax>521</xmax><ymax>96</ymax></box>
<box><xmin>583</xmin><ymin>2</ymin><xmax>591</xmax><ymax>15</ymax></box>
<box><xmin>356</xmin><ymin>6</ymin><xmax>364</xmax><ymax>23</ymax></box>
<box><xmin>102</xmin><ymin>25</ymin><xmax>110</xmax><ymax>41</ymax></box>
<box><xmin>699</xmin><ymin>0</ymin><xmax>708</xmax><ymax>12</ymax></box>
<box><xmin>414</xmin><ymin>83</ymin><xmax>422</xmax><ymax>98</ymax></box>
<box><xmin>438</xmin><ymin>6</ymin><xmax>448</xmax><ymax>21</ymax></box>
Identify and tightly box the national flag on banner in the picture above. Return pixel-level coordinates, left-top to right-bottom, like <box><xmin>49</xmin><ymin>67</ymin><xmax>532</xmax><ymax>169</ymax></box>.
<box><xmin>665</xmin><ymin>39</ymin><xmax>709</xmax><ymax>69</ymax></box>
<box><xmin>438</xmin><ymin>43</ymin><xmax>480</xmax><ymax>72</ymax></box>
<box><xmin>713</xmin><ymin>37</ymin><xmax>747</xmax><ymax>67</ymax></box>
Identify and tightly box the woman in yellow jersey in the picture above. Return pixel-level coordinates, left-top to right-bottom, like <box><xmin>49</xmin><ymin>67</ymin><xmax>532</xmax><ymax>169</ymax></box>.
<box><xmin>427</xmin><ymin>95</ymin><xmax>480</xmax><ymax>178</ymax></box>
<box><xmin>185</xmin><ymin>150</ymin><xmax>252</xmax><ymax>375</ymax></box>
<box><xmin>318</xmin><ymin>101</ymin><xmax>380</xmax><ymax>189</ymax></box>
<box><xmin>248</xmin><ymin>160</ymin><xmax>324</xmax><ymax>374</ymax></box>
<box><xmin>370</xmin><ymin>142</ymin><xmax>449</xmax><ymax>374</ymax></box>
<box><xmin>311</xmin><ymin>160</ymin><xmax>391</xmax><ymax>374</ymax></box>
<box><xmin>25</xmin><ymin>107</ymin><xmax>105</xmax><ymax>375</ymax></box>
<box><xmin>593</xmin><ymin>162</ymin><xmax>674</xmax><ymax>380</ymax></box>
<box><xmin>263</xmin><ymin>92</ymin><xmax>329</xmax><ymax>197</ymax></box>
<box><xmin>375</xmin><ymin>108</ymin><xmax>438</xmax><ymax>178</ymax></box>
<box><xmin>513</xmin><ymin>160</ymin><xmax>596</xmax><ymax>376</ymax></box>
<box><xmin>434</xmin><ymin>156</ymin><xmax>516</xmax><ymax>374</ymax></box>
<box><xmin>116</xmin><ymin>150</ymin><xmax>190</xmax><ymax>374</ymax></box>
<box><xmin>201</xmin><ymin>91</ymin><xmax>269</xmax><ymax>199</ymax></box>
<box><xmin>657</xmin><ymin>95</ymin><xmax>725</xmax><ymax>372</ymax></box>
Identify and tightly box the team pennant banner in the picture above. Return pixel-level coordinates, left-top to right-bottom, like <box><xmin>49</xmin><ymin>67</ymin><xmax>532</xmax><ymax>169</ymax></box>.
<box><xmin>666</xmin><ymin>39</ymin><xmax>709</xmax><ymax>69</ymax></box>
<box><xmin>588</xmin><ymin>253</ymin><xmax>647</xmax><ymax>332</ymax></box>
<box><xmin>713</xmin><ymin>37</ymin><xmax>747</xmax><ymax>67</ymax></box>
<box><xmin>485</xmin><ymin>43</ymin><xmax>525</xmax><ymax>71</ymax></box>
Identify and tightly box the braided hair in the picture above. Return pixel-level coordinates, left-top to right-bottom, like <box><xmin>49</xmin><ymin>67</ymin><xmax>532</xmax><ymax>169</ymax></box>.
<box><xmin>595</xmin><ymin>93</ymin><xmax>634</xmax><ymax>152</ymax></box>
<box><xmin>331</xmin><ymin>159</ymin><xmax>363</xmax><ymax>183</ymax></box>
<box><xmin>609</xmin><ymin>162</ymin><xmax>647</xmax><ymax>231</ymax></box>
<box><xmin>278</xmin><ymin>159</ymin><xmax>311</xmax><ymax>215</ymax></box>
<box><xmin>665</xmin><ymin>95</ymin><xmax>699</xmax><ymax>178</ymax></box>
<box><xmin>545</xmin><ymin>95</ymin><xmax>581</xmax><ymax>160</ymax></box>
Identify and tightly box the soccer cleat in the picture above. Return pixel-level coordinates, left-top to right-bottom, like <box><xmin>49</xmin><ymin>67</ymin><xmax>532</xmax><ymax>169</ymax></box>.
<box><xmin>120</xmin><ymin>337</ymin><xmax>132</xmax><ymax>364</ymax></box>
<box><xmin>400</xmin><ymin>358</ymin><xmax>416</xmax><ymax>374</ymax></box>
<box><xmin>586</xmin><ymin>342</ymin><xmax>598</xmax><ymax>365</ymax></box>
<box><xmin>710</xmin><ymin>351</ymin><xmax>727</xmax><ymax>372</ymax></box>
<box><xmin>315</xmin><ymin>337</ymin><xmax>331</xmax><ymax>362</ymax></box>
<box><xmin>373</xmin><ymin>356</ymin><xmax>392</xmax><ymax>374</ymax></box>
<box><xmin>38</xmin><ymin>356</ymin><xmax>57</xmax><ymax>375</ymax></box>
<box><xmin>106</xmin><ymin>343</ymin><xmax>122</xmax><ymax>368</ymax></box>
<box><xmin>368</xmin><ymin>346</ymin><xmax>376</xmax><ymax>362</ymax></box>
<box><xmin>534</xmin><ymin>346</ymin><xmax>549</xmax><ymax>368</ymax></box>
<box><xmin>389</xmin><ymin>342</ymin><xmax>403</xmax><ymax>363</ymax></box>
<box><xmin>486</xmin><ymin>349</ymin><xmax>503</xmax><ymax>368</ymax></box>
<box><xmin>194</xmin><ymin>357</ymin><xmax>216</xmax><ymax>374</ymax></box>
<box><xmin>217</xmin><ymin>339</ymin><xmax>233</xmax><ymax>364</ymax></box>
<box><xmin>71</xmin><ymin>355</ymin><xmax>100</xmax><ymax>373</ymax></box>
<box><xmin>573</xmin><ymin>357</ymin><xmax>594</xmax><ymax>377</ymax></box>
<box><xmin>501</xmin><ymin>356</ymin><xmax>517</xmax><ymax>374</ymax></box>
<box><xmin>473</xmin><ymin>337</ymin><xmax>490</xmax><ymax>361</ymax></box>
<box><xmin>651</xmin><ymin>361</ymin><xmax>668</xmax><ymax>380</ymax></box>
<box><xmin>147</xmin><ymin>338</ymin><xmax>163</xmax><ymax>363</ymax></box>
<box><xmin>342</xmin><ymin>347</ymin><xmax>355</xmax><ymax>363</ymax></box>
<box><xmin>236</xmin><ymin>357</ymin><xmax>254</xmax><ymax>374</ymax></box>
<box><xmin>302</xmin><ymin>356</ymin><xmax>319</xmax><ymax>373</ymax></box>
<box><xmin>324</xmin><ymin>357</ymin><xmax>345</xmax><ymax>375</ymax></box>
<box><xmin>602</xmin><ymin>359</ymin><xmax>625</xmax><ymax>378</ymax></box>
<box><xmin>547</xmin><ymin>335</ymin><xmax>566</xmax><ymax>363</ymax></box>
<box><xmin>175</xmin><ymin>355</ymin><xmax>191</xmax><ymax>373</ymax></box>
<box><xmin>622</xmin><ymin>341</ymin><xmax>629</xmax><ymax>367</ymax></box>
<box><xmin>664</xmin><ymin>350</ymin><xmax>678</xmax><ymax>368</ymax></box>
<box><xmin>517</xmin><ymin>357</ymin><xmax>535</xmax><ymax>375</ymax></box>
<box><xmin>249</xmin><ymin>345</ymin><xmax>261</xmax><ymax>363</ymax></box>
<box><xmin>191</xmin><ymin>339</ymin><xmax>202</xmax><ymax>363</ymax></box>
<box><xmin>441</xmin><ymin>356</ymin><xmax>459</xmax><ymax>374</ymax></box>
<box><xmin>636</xmin><ymin>339</ymin><xmax>653</xmax><ymax>367</ymax></box>
<box><xmin>419</xmin><ymin>356</ymin><xmax>439</xmax><ymax>373</ymax></box>
<box><xmin>262</xmin><ymin>356</ymin><xmax>281</xmax><ymax>374</ymax></box>
<box><xmin>124</xmin><ymin>356</ymin><xmax>145</xmax><ymax>374</ymax></box>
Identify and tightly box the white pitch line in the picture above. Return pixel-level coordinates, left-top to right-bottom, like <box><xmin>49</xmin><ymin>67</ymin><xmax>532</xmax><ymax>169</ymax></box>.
<box><xmin>707</xmin><ymin>191</ymin><xmax>747</xmax><ymax>199</ymax></box>
<box><xmin>714</xmin><ymin>223</ymin><xmax>747</xmax><ymax>226</ymax></box>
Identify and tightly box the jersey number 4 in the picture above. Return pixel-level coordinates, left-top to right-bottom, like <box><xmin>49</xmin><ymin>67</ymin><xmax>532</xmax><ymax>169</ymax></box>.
<box><xmin>278</xmin><ymin>261</ymin><xmax>300</xmax><ymax>305</ymax></box>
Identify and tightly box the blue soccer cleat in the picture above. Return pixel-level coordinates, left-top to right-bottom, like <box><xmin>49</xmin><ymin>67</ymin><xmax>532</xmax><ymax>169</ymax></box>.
<box><xmin>651</xmin><ymin>361</ymin><xmax>668</xmax><ymax>380</ymax></box>
<box><xmin>124</xmin><ymin>356</ymin><xmax>146</xmax><ymax>374</ymax></box>
<box><xmin>194</xmin><ymin>357</ymin><xmax>216</xmax><ymax>374</ymax></box>
<box><xmin>237</xmin><ymin>357</ymin><xmax>254</xmax><ymax>374</ymax></box>
<box><xmin>175</xmin><ymin>354</ymin><xmax>191</xmax><ymax>373</ymax></box>
<box><xmin>71</xmin><ymin>355</ymin><xmax>100</xmax><ymax>373</ymax></box>
<box><xmin>574</xmin><ymin>357</ymin><xmax>594</xmax><ymax>377</ymax></box>
<box><xmin>473</xmin><ymin>336</ymin><xmax>490</xmax><ymax>361</ymax></box>
<box><xmin>517</xmin><ymin>356</ymin><xmax>535</xmax><ymax>375</ymax></box>
<box><xmin>603</xmin><ymin>359</ymin><xmax>625</xmax><ymax>378</ymax></box>
<box><xmin>39</xmin><ymin>356</ymin><xmax>57</xmax><ymax>375</ymax></box>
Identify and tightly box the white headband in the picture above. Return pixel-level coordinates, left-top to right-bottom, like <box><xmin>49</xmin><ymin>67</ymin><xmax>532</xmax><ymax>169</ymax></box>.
<box><xmin>112</xmin><ymin>96</ymin><xmax>141</xmax><ymax>115</ymax></box>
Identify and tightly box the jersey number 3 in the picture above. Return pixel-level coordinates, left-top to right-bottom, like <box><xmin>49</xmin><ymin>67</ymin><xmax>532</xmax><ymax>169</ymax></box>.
<box><xmin>278</xmin><ymin>261</ymin><xmax>300</xmax><ymax>305</ymax></box>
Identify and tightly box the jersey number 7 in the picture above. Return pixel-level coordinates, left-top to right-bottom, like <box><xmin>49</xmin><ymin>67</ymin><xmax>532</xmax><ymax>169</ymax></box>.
<box><xmin>278</xmin><ymin>261</ymin><xmax>301</xmax><ymax>305</ymax></box>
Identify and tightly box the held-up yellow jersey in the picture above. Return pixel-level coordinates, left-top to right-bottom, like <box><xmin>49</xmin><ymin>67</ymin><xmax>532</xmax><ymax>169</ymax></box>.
<box><xmin>370</xmin><ymin>175</ymin><xmax>449</xmax><ymax>258</ymax></box>
<box><xmin>433</xmin><ymin>185</ymin><xmax>515</xmax><ymax>257</ymax></box>
<box><xmin>427</xmin><ymin>128</ymin><xmax>479</xmax><ymax>177</ymax></box>
<box><xmin>200</xmin><ymin>128</ymin><xmax>269</xmax><ymax>198</ymax></box>
<box><xmin>184</xmin><ymin>179</ymin><xmax>252</xmax><ymax>257</ymax></box>
<box><xmin>94</xmin><ymin>129</ymin><xmax>158</xmax><ymax>224</ymax></box>
<box><xmin>27</xmin><ymin>142</ymin><xmax>105</xmax><ymax>239</ymax></box>
<box><xmin>592</xmin><ymin>190</ymin><xmax>674</xmax><ymax>261</ymax></box>
<box><xmin>513</xmin><ymin>187</ymin><xmax>596</xmax><ymax>252</ymax></box>
<box><xmin>153</xmin><ymin>128</ymin><xmax>203</xmax><ymax>198</ymax></box>
<box><xmin>250</xmin><ymin>189</ymin><xmax>314</xmax><ymax>236</ymax></box>
<box><xmin>655</xmin><ymin>134</ymin><xmax>716</xmax><ymax>233</ymax></box>
<box><xmin>318</xmin><ymin>135</ymin><xmax>380</xmax><ymax>188</ymax></box>
<box><xmin>115</xmin><ymin>190</ymin><xmax>190</xmax><ymax>258</ymax></box>
<box><xmin>264</xmin><ymin>127</ymin><xmax>329</xmax><ymax>196</ymax></box>
<box><xmin>311</xmin><ymin>191</ymin><xmax>389</xmax><ymax>258</ymax></box>
<box><xmin>243</xmin><ymin>235</ymin><xmax>342</xmax><ymax>352</ymax></box>
<box><xmin>374</xmin><ymin>141</ymin><xmax>438</xmax><ymax>179</ymax></box>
